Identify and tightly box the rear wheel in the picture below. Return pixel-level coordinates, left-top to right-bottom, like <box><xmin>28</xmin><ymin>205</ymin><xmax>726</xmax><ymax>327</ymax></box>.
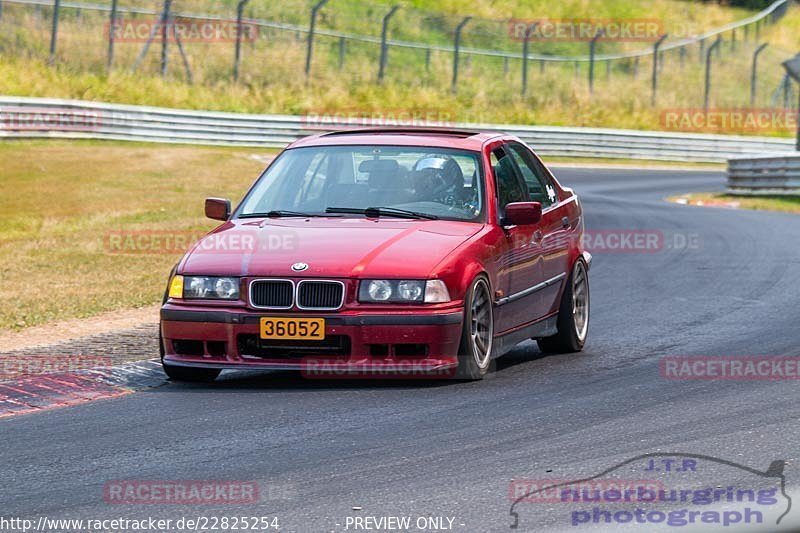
<box><xmin>537</xmin><ymin>259</ymin><xmax>589</xmax><ymax>354</ymax></box>
<box><xmin>456</xmin><ymin>276</ymin><xmax>495</xmax><ymax>380</ymax></box>
<box><xmin>159</xmin><ymin>331</ymin><xmax>220</xmax><ymax>382</ymax></box>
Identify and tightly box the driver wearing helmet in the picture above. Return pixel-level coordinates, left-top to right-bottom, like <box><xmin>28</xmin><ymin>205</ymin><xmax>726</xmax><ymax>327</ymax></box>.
<box><xmin>411</xmin><ymin>155</ymin><xmax>465</xmax><ymax>204</ymax></box>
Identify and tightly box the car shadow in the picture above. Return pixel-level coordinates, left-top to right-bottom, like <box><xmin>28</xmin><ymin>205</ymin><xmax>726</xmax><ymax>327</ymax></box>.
<box><xmin>493</xmin><ymin>339</ymin><xmax>564</xmax><ymax>372</ymax></box>
<box><xmin>155</xmin><ymin>370</ymin><xmax>457</xmax><ymax>392</ymax></box>
<box><xmin>149</xmin><ymin>341</ymin><xmax>570</xmax><ymax>393</ymax></box>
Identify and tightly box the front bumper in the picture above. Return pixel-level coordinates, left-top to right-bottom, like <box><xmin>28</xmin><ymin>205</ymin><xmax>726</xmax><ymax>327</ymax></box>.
<box><xmin>160</xmin><ymin>305</ymin><xmax>464</xmax><ymax>375</ymax></box>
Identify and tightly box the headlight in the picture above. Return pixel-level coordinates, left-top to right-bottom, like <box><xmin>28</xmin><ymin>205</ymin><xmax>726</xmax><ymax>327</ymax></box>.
<box><xmin>175</xmin><ymin>276</ymin><xmax>240</xmax><ymax>300</ymax></box>
<box><xmin>367</xmin><ymin>280</ymin><xmax>394</xmax><ymax>301</ymax></box>
<box><xmin>359</xmin><ymin>280</ymin><xmax>450</xmax><ymax>303</ymax></box>
<box><xmin>398</xmin><ymin>280</ymin><xmax>423</xmax><ymax>301</ymax></box>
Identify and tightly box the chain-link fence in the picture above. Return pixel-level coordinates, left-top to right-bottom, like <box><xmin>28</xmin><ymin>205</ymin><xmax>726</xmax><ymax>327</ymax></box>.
<box><xmin>0</xmin><ymin>0</ymin><xmax>798</xmax><ymax>131</ymax></box>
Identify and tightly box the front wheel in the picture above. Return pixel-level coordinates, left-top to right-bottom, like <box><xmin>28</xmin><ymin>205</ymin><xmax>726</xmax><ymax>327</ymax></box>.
<box><xmin>456</xmin><ymin>276</ymin><xmax>495</xmax><ymax>380</ymax></box>
<box><xmin>537</xmin><ymin>259</ymin><xmax>589</xmax><ymax>354</ymax></box>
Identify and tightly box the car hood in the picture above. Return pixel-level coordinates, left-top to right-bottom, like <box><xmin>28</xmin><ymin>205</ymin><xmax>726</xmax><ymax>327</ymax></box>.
<box><xmin>179</xmin><ymin>217</ymin><xmax>482</xmax><ymax>278</ymax></box>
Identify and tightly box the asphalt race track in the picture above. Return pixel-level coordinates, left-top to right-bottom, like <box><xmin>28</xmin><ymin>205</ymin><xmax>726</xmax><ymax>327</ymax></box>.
<box><xmin>2</xmin><ymin>167</ymin><xmax>800</xmax><ymax>533</ymax></box>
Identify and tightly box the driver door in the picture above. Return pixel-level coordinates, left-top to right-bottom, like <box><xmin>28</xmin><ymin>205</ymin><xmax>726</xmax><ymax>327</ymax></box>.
<box><xmin>490</xmin><ymin>145</ymin><xmax>548</xmax><ymax>334</ymax></box>
<box><xmin>506</xmin><ymin>142</ymin><xmax>571</xmax><ymax>317</ymax></box>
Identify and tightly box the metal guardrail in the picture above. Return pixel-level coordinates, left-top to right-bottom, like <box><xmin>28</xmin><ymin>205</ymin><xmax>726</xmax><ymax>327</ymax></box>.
<box><xmin>728</xmin><ymin>154</ymin><xmax>800</xmax><ymax>194</ymax></box>
<box><xmin>0</xmin><ymin>96</ymin><xmax>797</xmax><ymax>163</ymax></box>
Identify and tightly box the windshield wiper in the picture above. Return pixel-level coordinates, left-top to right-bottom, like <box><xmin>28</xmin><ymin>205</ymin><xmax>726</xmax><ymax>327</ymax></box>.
<box><xmin>325</xmin><ymin>206</ymin><xmax>439</xmax><ymax>220</ymax></box>
<box><xmin>239</xmin><ymin>210</ymin><xmax>337</xmax><ymax>218</ymax></box>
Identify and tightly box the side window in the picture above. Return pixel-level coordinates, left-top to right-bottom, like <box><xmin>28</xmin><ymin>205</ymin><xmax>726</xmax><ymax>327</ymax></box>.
<box><xmin>508</xmin><ymin>143</ymin><xmax>557</xmax><ymax>208</ymax></box>
<box><xmin>490</xmin><ymin>147</ymin><xmax>527</xmax><ymax>217</ymax></box>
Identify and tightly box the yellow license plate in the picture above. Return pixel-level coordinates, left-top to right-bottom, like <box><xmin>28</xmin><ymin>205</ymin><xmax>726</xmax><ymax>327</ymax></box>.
<box><xmin>259</xmin><ymin>317</ymin><xmax>325</xmax><ymax>340</ymax></box>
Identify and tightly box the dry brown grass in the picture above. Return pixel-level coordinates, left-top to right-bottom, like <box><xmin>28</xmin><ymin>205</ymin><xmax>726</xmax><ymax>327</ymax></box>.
<box><xmin>0</xmin><ymin>140</ymin><xmax>271</xmax><ymax>332</ymax></box>
<box><xmin>669</xmin><ymin>191</ymin><xmax>800</xmax><ymax>213</ymax></box>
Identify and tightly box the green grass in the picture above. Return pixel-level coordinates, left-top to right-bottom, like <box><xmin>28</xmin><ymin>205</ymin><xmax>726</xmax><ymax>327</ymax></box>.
<box><xmin>0</xmin><ymin>0</ymin><xmax>797</xmax><ymax>134</ymax></box>
<box><xmin>0</xmin><ymin>140</ymin><xmax>272</xmax><ymax>331</ymax></box>
<box><xmin>669</xmin><ymin>192</ymin><xmax>800</xmax><ymax>214</ymax></box>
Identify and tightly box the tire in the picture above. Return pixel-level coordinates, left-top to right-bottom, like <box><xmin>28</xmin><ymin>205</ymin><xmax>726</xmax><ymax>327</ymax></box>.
<box><xmin>537</xmin><ymin>259</ymin><xmax>589</xmax><ymax>354</ymax></box>
<box><xmin>159</xmin><ymin>331</ymin><xmax>220</xmax><ymax>382</ymax></box>
<box><xmin>456</xmin><ymin>276</ymin><xmax>495</xmax><ymax>380</ymax></box>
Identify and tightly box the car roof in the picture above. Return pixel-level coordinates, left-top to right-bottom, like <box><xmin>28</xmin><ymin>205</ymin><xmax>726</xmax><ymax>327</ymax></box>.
<box><xmin>287</xmin><ymin>127</ymin><xmax>504</xmax><ymax>151</ymax></box>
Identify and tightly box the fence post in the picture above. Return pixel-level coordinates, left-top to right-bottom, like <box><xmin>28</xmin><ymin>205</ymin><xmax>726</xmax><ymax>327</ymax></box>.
<box><xmin>48</xmin><ymin>0</ymin><xmax>61</xmax><ymax>65</ymax></box>
<box><xmin>377</xmin><ymin>5</ymin><xmax>399</xmax><ymax>83</ymax></box>
<box><xmin>131</xmin><ymin>20</ymin><xmax>162</xmax><ymax>72</ymax></box>
<box><xmin>731</xmin><ymin>29</ymin><xmax>736</xmax><ymax>52</ymax></box>
<box><xmin>338</xmin><ymin>37</ymin><xmax>345</xmax><ymax>69</ymax></box>
<box><xmin>704</xmin><ymin>36</ymin><xmax>722</xmax><ymax>112</ymax></box>
<box><xmin>107</xmin><ymin>0</ymin><xmax>118</xmax><ymax>70</ymax></box>
<box><xmin>796</xmin><ymin>88</ymin><xmax>800</xmax><ymax>152</ymax></box>
<box><xmin>521</xmin><ymin>23</ymin><xmax>537</xmax><ymax>96</ymax></box>
<box><xmin>503</xmin><ymin>56</ymin><xmax>508</xmax><ymax>75</ymax></box>
<box><xmin>633</xmin><ymin>56</ymin><xmax>638</xmax><ymax>78</ymax></box>
<box><xmin>305</xmin><ymin>0</ymin><xmax>328</xmax><ymax>77</ymax></box>
<box><xmin>173</xmin><ymin>22</ymin><xmax>193</xmax><ymax>84</ymax></box>
<box><xmin>779</xmin><ymin>56</ymin><xmax>800</xmax><ymax>123</ymax></box>
<box><xmin>588</xmin><ymin>30</ymin><xmax>603</xmax><ymax>94</ymax></box>
<box><xmin>425</xmin><ymin>48</ymin><xmax>431</xmax><ymax>71</ymax></box>
<box><xmin>233</xmin><ymin>0</ymin><xmax>249</xmax><ymax>81</ymax></box>
<box><xmin>451</xmin><ymin>16</ymin><xmax>471</xmax><ymax>93</ymax></box>
<box><xmin>782</xmin><ymin>75</ymin><xmax>791</xmax><ymax>109</ymax></box>
<box><xmin>160</xmin><ymin>0</ymin><xmax>172</xmax><ymax>77</ymax></box>
<box><xmin>750</xmin><ymin>43</ymin><xmax>768</xmax><ymax>106</ymax></box>
<box><xmin>651</xmin><ymin>34</ymin><xmax>668</xmax><ymax>106</ymax></box>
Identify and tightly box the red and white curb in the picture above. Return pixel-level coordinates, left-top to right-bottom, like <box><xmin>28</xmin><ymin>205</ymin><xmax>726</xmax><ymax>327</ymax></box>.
<box><xmin>0</xmin><ymin>359</ymin><xmax>165</xmax><ymax>419</ymax></box>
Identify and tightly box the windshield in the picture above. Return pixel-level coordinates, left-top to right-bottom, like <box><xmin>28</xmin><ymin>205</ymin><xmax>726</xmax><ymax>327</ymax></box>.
<box><xmin>237</xmin><ymin>145</ymin><xmax>484</xmax><ymax>221</ymax></box>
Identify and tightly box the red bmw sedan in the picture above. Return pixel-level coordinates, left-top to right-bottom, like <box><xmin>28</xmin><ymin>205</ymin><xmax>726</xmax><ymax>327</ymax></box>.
<box><xmin>160</xmin><ymin>128</ymin><xmax>590</xmax><ymax>381</ymax></box>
